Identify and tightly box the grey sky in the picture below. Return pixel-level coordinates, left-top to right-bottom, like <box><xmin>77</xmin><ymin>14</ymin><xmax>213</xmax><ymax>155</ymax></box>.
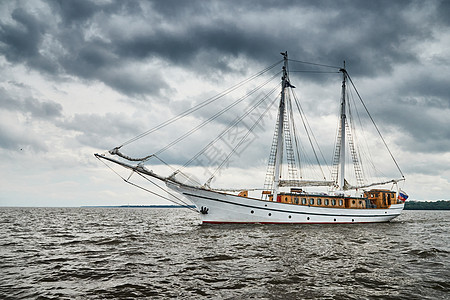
<box><xmin>1</xmin><ymin>0</ymin><xmax>449</xmax><ymax>206</ymax></box>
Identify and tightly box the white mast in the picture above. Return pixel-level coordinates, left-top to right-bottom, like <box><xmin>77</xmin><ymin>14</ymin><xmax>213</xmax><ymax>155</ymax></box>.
<box><xmin>273</xmin><ymin>52</ymin><xmax>289</xmax><ymax>201</ymax></box>
<box><xmin>338</xmin><ymin>63</ymin><xmax>347</xmax><ymax>190</ymax></box>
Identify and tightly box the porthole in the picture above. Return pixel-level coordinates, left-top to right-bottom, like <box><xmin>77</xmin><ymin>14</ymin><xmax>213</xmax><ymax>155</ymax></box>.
<box><xmin>307</xmin><ymin>217</ymin><xmax>310</xmax><ymax>220</ymax></box>
<box><xmin>268</xmin><ymin>213</ymin><xmax>272</xmax><ymax>216</ymax></box>
<box><xmin>334</xmin><ymin>218</ymin><xmax>337</xmax><ymax>222</ymax></box>
<box><xmin>352</xmin><ymin>219</ymin><xmax>354</xmax><ymax>222</ymax></box>
<box><xmin>289</xmin><ymin>215</ymin><xmax>292</xmax><ymax>219</ymax></box>
<box><xmin>251</xmin><ymin>210</ymin><xmax>254</xmax><ymax>214</ymax></box>
<box><xmin>352</xmin><ymin>200</ymin><xmax>356</xmax><ymax>204</ymax></box>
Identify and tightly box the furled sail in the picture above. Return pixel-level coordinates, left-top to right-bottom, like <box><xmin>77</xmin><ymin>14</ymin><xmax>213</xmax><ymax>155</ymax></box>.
<box><xmin>344</xmin><ymin>178</ymin><xmax>405</xmax><ymax>190</ymax></box>
<box><xmin>278</xmin><ymin>180</ymin><xmax>335</xmax><ymax>187</ymax></box>
<box><xmin>109</xmin><ymin>147</ymin><xmax>153</xmax><ymax>161</ymax></box>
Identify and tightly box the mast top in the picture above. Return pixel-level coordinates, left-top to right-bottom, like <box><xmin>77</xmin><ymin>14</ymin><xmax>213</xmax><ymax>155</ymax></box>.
<box><xmin>339</xmin><ymin>60</ymin><xmax>347</xmax><ymax>74</ymax></box>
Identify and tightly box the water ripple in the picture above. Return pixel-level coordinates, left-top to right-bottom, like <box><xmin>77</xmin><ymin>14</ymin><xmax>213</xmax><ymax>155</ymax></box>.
<box><xmin>0</xmin><ymin>208</ymin><xmax>448</xmax><ymax>299</ymax></box>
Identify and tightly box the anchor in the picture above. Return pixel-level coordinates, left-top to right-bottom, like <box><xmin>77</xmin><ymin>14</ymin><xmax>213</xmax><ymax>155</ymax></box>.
<box><xmin>200</xmin><ymin>206</ymin><xmax>209</xmax><ymax>214</ymax></box>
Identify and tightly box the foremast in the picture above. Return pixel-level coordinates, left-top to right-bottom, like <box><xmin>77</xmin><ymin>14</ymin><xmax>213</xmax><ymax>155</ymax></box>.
<box><xmin>273</xmin><ymin>52</ymin><xmax>289</xmax><ymax>201</ymax></box>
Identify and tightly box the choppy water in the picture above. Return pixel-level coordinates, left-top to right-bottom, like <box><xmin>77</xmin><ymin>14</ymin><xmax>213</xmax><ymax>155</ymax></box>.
<box><xmin>0</xmin><ymin>208</ymin><xmax>448</xmax><ymax>299</ymax></box>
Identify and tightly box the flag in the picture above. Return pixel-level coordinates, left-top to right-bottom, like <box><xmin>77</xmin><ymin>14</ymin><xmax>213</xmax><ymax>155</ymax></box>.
<box><xmin>398</xmin><ymin>190</ymin><xmax>409</xmax><ymax>202</ymax></box>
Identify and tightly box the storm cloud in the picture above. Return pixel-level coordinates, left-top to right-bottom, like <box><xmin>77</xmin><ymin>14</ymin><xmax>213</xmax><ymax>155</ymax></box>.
<box><xmin>1</xmin><ymin>0</ymin><xmax>449</xmax><ymax>205</ymax></box>
<box><xmin>2</xmin><ymin>1</ymin><xmax>443</xmax><ymax>94</ymax></box>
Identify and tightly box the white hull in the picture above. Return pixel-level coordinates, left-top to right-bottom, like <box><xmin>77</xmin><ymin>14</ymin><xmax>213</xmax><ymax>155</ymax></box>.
<box><xmin>168</xmin><ymin>183</ymin><xmax>404</xmax><ymax>224</ymax></box>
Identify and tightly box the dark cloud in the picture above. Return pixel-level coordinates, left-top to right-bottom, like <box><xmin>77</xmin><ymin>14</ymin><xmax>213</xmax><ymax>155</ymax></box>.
<box><xmin>0</xmin><ymin>8</ymin><xmax>43</xmax><ymax>58</ymax></box>
<box><xmin>1</xmin><ymin>0</ymin><xmax>449</xmax><ymax>155</ymax></box>
<box><xmin>399</xmin><ymin>75</ymin><xmax>450</xmax><ymax>103</ymax></box>
<box><xmin>50</xmin><ymin>0</ymin><xmax>101</xmax><ymax>25</ymax></box>
<box><xmin>3</xmin><ymin>0</ymin><xmax>445</xmax><ymax>98</ymax></box>
<box><xmin>437</xmin><ymin>0</ymin><xmax>450</xmax><ymax>26</ymax></box>
<box><xmin>0</xmin><ymin>7</ymin><xmax>58</xmax><ymax>73</ymax></box>
<box><xmin>46</xmin><ymin>0</ymin><xmax>142</xmax><ymax>26</ymax></box>
<box><xmin>0</xmin><ymin>87</ymin><xmax>63</xmax><ymax>119</ymax></box>
<box><xmin>0</xmin><ymin>0</ymin><xmax>449</xmax><ymax>203</ymax></box>
<box><xmin>137</xmin><ymin>0</ymin><xmax>430</xmax><ymax>77</ymax></box>
<box><xmin>60</xmin><ymin>39</ymin><xmax>116</xmax><ymax>77</ymax></box>
<box><xmin>390</xmin><ymin>102</ymin><xmax>450</xmax><ymax>153</ymax></box>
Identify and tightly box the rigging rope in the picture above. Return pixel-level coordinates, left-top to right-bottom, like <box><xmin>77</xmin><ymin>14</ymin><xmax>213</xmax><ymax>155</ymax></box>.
<box><xmin>153</xmin><ymin>155</ymin><xmax>203</xmax><ymax>186</ymax></box>
<box><xmin>95</xmin><ymin>155</ymin><xmax>198</xmax><ymax>212</ymax></box>
<box><xmin>287</xmin><ymin>58</ymin><xmax>340</xmax><ymax>182</ymax></box>
<box><xmin>103</xmin><ymin>58</ymin><xmax>405</xmax><ymax>196</ymax></box>
<box><xmin>179</xmin><ymin>83</ymin><xmax>281</xmax><ymax>172</ymax></box>
<box><xmin>289</xmin><ymin>94</ymin><xmax>303</xmax><ymax>179</ymax></box>
<box><xmin>116</xmin><ymin>60</ymin><xmax>283</xmax><ymax>149</ymax></box>
<box><xmin>133</xmin><ymin>171</ymin><xmax>198</xmax><ymax>211</ymax></box>
<box><xmin>288</xmin><ymin>59</ymin><xmax>341</xmax><ymax>69</ymax></box>
<box><xmin>281</xmin><ymin>60</ymin><xmax>300</xmax><ymax>182</ymax></box>
<box><xmin>345</xmin><ymin>72</ymin><xmax>405</xmax><ymax>179</ymax></box>
<box><xmin>291</xmin><ymin>89</ymin><xmax>329</xmax><ymax>179</ymax></box>
<box><xmin>286</xmin><ymin>89</ymin><xmax>302</xmax><ymax>180</ymax></box>
<box><xmin>153</xmin><ymin>71</ymin><xmax>282</xmax><ymax>156</ymax></box>
<box><xmin>207</xmin><ymin>94</ymin><xmax>280</xmax><ymax>182</ymax></box>
<box><xmin>347</xmin><ymin>85</ymin><xmax>384</xmax><ymax>181</ymax></box>
<box><xmin>289</xmin><ymin>71</ymin><xmax>341</xmax><ymax>74</ymax></box>
<box><xmin>345</xmin><ymin>92</ymin><xmax>365</xmax><ymax>186</ymax></box>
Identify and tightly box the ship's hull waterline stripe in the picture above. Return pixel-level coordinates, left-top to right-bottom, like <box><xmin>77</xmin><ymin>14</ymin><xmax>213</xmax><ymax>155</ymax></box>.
<box><xmin>203</xmin><ymin>221</ymin><xmax>379</xmax><ymax>224</ymax></box>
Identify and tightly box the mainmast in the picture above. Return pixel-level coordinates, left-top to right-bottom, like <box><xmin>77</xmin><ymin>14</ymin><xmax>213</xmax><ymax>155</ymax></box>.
<box><xmin>273</xmin><ymin>52</ymin><xmax>289</xmax><ymax>201</ymax></box>
<box><xmin>338</xmin><ymin>63</ymin><xmax>347</xmax><ymax>190</ymax></box>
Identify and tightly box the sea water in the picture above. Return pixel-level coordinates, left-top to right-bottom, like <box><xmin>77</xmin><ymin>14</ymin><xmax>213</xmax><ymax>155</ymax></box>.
<box><xmin>0</xmin><ymin>207</ymin><xmax>448</xmax><ymax>299</ymax></box>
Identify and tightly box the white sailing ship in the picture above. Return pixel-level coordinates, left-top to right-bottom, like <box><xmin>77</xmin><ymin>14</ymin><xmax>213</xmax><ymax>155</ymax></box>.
<box><xmin>96</xmin><ymin>52</ymin><xmax>407</xmax><ymax>224</ymax></box>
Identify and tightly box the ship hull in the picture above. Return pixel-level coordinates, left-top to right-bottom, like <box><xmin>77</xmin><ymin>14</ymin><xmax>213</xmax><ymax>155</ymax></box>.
<box><xmin>167</xmin><ymin>183</ymin><xmax>404</xmax><ymax>224</ymax></box>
